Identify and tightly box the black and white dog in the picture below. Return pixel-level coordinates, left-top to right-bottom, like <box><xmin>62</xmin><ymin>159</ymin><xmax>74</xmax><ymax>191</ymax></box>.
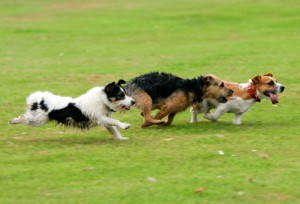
<box><xmin>9</xmin><ymin>80</ymin><xmax>135</xmax><ymax>140</ymax></box>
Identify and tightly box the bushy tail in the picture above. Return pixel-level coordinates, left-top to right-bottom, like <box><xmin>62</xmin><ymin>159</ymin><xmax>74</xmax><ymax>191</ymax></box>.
<box><xmin>9</xmin><ymin>91</ymin><xmax>52</xmax><ymax>126</ymax></box>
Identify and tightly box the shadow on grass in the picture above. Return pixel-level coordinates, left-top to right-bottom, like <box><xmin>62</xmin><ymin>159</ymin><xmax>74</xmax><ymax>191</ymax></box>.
<box><xmin>144</xmin><ymin>120</ymin><xmax>280</xmax><ymax>132</ymax></box>
<box><xmin>7</xmin><ymin>120</ymin><xmax>286</xmax><ymax>147</ymax></box>
<box><xmin>10</xmin><ymin>133</ymin><xmax>131</xmax><ymax>147</ymax></box>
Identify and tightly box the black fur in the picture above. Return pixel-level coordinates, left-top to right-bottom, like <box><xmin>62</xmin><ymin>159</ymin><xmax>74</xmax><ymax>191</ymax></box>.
<box><xmin>31</xmin><ymin>100</ymin><xmax>48</xmax><ymax>112</ymax></box>
<box><xmin>40</xmin><ymin>100</ymin><xmax>48</xmax><ymax>112</ymax></box>
<box><xmin>48</xmin><ymin>103</ymin><xmax>91</xmax><ymax>129</ymax></box>
<box><xmin>31</xmin><ymin>102</ymin><xmax>38</xmax><ymax>111</ymax></box>
<box><xmin>104</xmin><ymin>80</ymin><xmax>127</xmax><ymax>102</ymax></box>
<box><xmin>125</xmin><ymin>72</ymin><xmax>207</xmax><ymax>103</ymax></box>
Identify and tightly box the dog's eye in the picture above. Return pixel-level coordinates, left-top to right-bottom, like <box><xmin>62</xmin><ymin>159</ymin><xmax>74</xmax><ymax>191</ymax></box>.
<box><xmin>118</xmin><ymin>93</ymin><xmax>125</xmax><ymax>98</ymax></box>
<box><xmin>267</xmin><ymin>81</ymin><xmax>274</xmax><ymax>86</ymax></box>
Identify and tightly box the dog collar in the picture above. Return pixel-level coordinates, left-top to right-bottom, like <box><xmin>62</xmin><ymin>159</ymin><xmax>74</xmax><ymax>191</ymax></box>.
<box><xmin>106</xmin><ymin>105</ymin><xmax>116</xmax><ymax>112</ymax></box>
<box><xmin>248</xmin><ymin>83</ymin><xmax>261</xmax><ymax>102</ymax></box>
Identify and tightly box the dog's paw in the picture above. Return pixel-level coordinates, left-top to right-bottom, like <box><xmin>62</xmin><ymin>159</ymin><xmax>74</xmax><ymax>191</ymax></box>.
<box><xmin>203</xmin><ymin>114</ymin><xmax>216</xmax><ymax>121</ymax></box>
<box><xmin>190</xmin><ymin>119</ymin><xmax>198</xmax><ymax>123</ymax></box>
<box><xmin>141</xmin><ymin>123</ymin><xmax>150</xmax><ymax>128</ymax></box>
<box><xmin>9</xmin><ymin>118</ymin><xmax>19</xmax><ymax>125</ymax></box>
<box><xmin>117</xmin><ymin>137</ymin><xmax>129</xmax><ymax>141</ymax></box>
<box><xmin>120</xmin><ymin>123</ymin><xmax>130</xmax><ymax>130</ymax></box>
<box><xmin>233</xmin><ymin>121</ymin><xmax>242</xmax><ymax>125</ymax></box>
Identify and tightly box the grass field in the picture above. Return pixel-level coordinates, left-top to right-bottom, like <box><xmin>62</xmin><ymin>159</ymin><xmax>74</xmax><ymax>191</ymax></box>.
<box><xmin>1</xmin><ymin>0</ymin><xmax>300</xmax><ymax>203</ymax></box>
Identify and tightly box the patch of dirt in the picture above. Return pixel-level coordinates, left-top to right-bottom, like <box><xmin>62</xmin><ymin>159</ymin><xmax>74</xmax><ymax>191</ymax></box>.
<box><xmin>84</xmin><ymin>74</ymin><xmax>116</xmax><ymax>86</ymax></box>
<box><xmin>9</xmin><ymin>14</ymin><xmax>50</xmax><ymax>22</ymax></box>
<box><xmin>256</xmin><ymin>193</ymin><xmax>293</xmax><ymax>201</ymax></box>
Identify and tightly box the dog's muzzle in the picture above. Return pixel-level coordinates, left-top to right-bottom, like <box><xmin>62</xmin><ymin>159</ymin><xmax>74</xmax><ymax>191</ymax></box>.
<box><xmin>218</xmin><ymin>97</ymin><xmax>228</xmax><ymax>103</ymax></box>
<box><xmin>279</xmin><ymin>85</ymin><xmax>285</xmax><ymax>93</ymax></box>
<box><xmin>121</xmin><ymin>99</ymin><xmax>135</xmax><ymax>111</ymax></box>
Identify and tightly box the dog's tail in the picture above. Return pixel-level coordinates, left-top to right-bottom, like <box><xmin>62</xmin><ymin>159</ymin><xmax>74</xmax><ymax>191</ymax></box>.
<box><xmin>9</xmin><ymin>91</ymin><xmax>54</xmax><ymax>126</ymax></box>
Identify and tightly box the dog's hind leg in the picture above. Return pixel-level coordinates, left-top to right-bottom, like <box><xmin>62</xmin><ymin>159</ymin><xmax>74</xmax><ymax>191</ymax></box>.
<box><xmin>155</xmin><ymin>112</ymin><xmax>177</xmax><ymax>126</ymax></box>
<box><xmin>104</xmin><ymin>125</ymin><xmax>128</xmax><ymax>140</ymax></box>
<box><xmin>9</xmin><ymin>114</ymin><xmax>26</xmax><ymax>125</ymax></box>
<box><xmin>163</xmin><ymin>113</ymin><xmax>176</xmax><ymax>126</ymax></box>
<box><xmin>141</xmin><ymin>110</ymin><xmax>165</xmax><ymax>128</ymax></box>
<box><xmin>134</xmin><ymin>94</ymin><xmax>165</xmax><ymax>128</ymax></box>
<box><xmin>9</xmin><ymin>112</ymin><xmax>49</xmax><ymax>126</ymax></box>
<box><xmin>154</xmin><ymin>107</ymin><xmax>177</xmax><ymax>126</ymax></box>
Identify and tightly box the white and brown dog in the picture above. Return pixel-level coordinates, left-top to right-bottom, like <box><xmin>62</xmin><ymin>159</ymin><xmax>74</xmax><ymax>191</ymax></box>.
<box><xmin>9</xmin><ymin>80</ymin><xmax>135</xmax><ymax>140</ymax></box>
<box><xmin>190</xmin><ymin>73</ymin><xmax>285</xmax><ymax>125</ymax></box>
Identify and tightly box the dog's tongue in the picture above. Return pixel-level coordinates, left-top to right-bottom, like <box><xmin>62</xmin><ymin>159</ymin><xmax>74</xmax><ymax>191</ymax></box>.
<box><xmin>269</xmin><ymin>93</ymin><xmax>278</xmax><ymax>104</ymax></box>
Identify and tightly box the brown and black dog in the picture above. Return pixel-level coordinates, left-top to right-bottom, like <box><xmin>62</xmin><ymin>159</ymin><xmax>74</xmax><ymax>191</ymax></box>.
<box><xmin>124</xmin><ymin>72</ymin><xmax>233</xmax><ymax>127</ymax></box>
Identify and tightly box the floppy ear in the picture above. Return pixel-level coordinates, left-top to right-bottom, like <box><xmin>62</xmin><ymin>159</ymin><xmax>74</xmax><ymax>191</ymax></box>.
<box><xmin>104</xmin><ymin>82</ymin><xmax>116</xmax><ymax>93</ymax></box>
<box><xmin>263</xmin><ymin>73</ymin><xmax>273</xmax><ymax>77</ymax></box>
<box><xmin>252</xmin><ymin>75</ymin><xmax>261</xmax><ymax>83</ymax></box>
<box><xmin>117</xmin><ymin>79</ymin><xmax>126</xmax><ymax>86</ymax></box>
<box><xmin>219</xmin><ymin>82</ymin><xmax>224</xmax><ymax>87</ymax></box>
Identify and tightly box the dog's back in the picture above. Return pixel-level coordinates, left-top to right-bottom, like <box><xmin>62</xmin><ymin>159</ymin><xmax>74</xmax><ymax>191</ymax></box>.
<box><xmin>126</xmin><ymin>72</ymin><xmax>185</xmax><ymax>102</ymax></box>
<box><xmin>27</xmin><ymin>91</ymin><xmax>73</xmax><ymax>112</ymax></box>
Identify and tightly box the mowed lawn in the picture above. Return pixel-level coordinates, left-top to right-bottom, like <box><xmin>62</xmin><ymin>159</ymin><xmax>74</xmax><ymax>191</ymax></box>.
<box><xmin>1</xmin><ymin>0</ymin><xmax>300</xmax><ymax>203</ymax></box>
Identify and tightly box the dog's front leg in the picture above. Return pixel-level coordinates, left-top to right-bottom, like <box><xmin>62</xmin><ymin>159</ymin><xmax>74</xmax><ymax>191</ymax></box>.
<box><xmin>233</xmin><ymin>112</ymin><xmax>244</xmax><ymax>125</ymax></box>
<box><xmin>203</xmin><ymin>105</ymin><xmax>226</xmax><ymax>121</ymax></box>
<box><xmin>98</xmin><ymin>116</ymin><xmax>130</xmax><ymax>130</ymax></box>
<box><xmin>190</xmin><ymin>103</ymin><xmax>203</xmax><ymax>123</ymax></box>
<box><xmin>104</xmin><ymin>125</ymin><xmax>128</xmax><ymax>140</ymax></box>
<box><xmin>190</xmin><ymin>107</ymin><xmax>199</xmax><ymax>123</ymax></box>
<box><xmin>98</xmin><ymin>117</ymin><xmax>130</xmax><ymax>140</ymax></box>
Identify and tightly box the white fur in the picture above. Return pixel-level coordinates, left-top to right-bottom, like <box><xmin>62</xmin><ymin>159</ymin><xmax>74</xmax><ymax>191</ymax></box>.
<box><xmin>10</xmin><ymin>86</ymin><xmax>135</xmax><ymax>140</ymax></box>
<box><xmin>190</xmin><ymin>82</ymin><xmax>284</xmax><ymax>125</ymax></box>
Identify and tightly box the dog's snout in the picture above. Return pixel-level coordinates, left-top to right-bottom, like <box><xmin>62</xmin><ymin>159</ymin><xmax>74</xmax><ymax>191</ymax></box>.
<box><xmin>219</xmin><ymin>97</ymin><xmax>228</xmax><ymax>103</ymax></box>
<box><xmin>131</xmin><ymin>100</ymin><xmax>135</xmax><ymax>105</ymax></box>
<box><xmin>280</xmin><ymin>86</ymin><xmax>285</xmax><ymax>92</ymax></box>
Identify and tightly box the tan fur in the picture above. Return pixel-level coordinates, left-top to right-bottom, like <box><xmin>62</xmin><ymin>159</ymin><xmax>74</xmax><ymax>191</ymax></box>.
<box><xmin>201</xmin><ymin>74</ymin><xmax>257</xmax><ymax>101</ymax></box>
<box><xmin>153</xmin><ymin>91</ymin><xmax>192</xmax><ymax>126</ymax></box>
<box><xmin>130</xmin><ymin>79</ymin><xmax>233</xmax><ymax>128</ymax></box>
<box><xmin>205</xmin><ymin>73</ymin><xmax>279</xmax><ymax>101</ymax></box>
<box><xmin>251</xmin><ymin>73</ymin><xmax>279</xmax><ymax>97</ymax></box>
<box><xmin>131</xmin><ymin>90</ymin><xmax>166</xmax><ymax>127</ymax></box>
<box><xmin>204</xmin><ymin>82</ymin><xmax>233</xmax><ymax>99</ymax></box>
<box><xmin>191</xmin><ymin>73</ymin><xmax>285</xmax><ymax>125</ymax></box>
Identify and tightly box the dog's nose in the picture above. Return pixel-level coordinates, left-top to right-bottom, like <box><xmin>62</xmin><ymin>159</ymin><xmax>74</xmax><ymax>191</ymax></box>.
<box><xmin>131</xmin><ymin>100</ymin><xmax>135</xmax><ymax>105</ymax></box>
<box><xmin>280</xmin><ymin>86</ymin><xmax>285</xmax><ymax>92</ymax></box>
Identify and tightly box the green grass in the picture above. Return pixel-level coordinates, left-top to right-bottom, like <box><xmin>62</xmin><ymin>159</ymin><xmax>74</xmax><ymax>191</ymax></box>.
<box><xmin>1</xmin><ymin>0</ymin><xmax>300</xmax><ymax>203</ymax></box>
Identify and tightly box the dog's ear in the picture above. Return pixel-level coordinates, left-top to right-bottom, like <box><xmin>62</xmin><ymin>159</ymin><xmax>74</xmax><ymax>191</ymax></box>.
<box><xmin>219</xmin><ymin>81</ymin><xmax>225</xmax><ymax>87</ymax></box>
<box><xmin>263</xmin><ymin>73</ymin><xmax>273</xmax><ymax>77</ymax></box>
<box><xmin>104</xmin><ymin>82</ymin><xmax>116</xmax><ymax>93</ymax></box>
<box><xmin>203</xmin><ymin>76</ymin><xmax>213</xmax><ymax>85</ymax></box>
<box><xmin>117</xmin><ymin>79</ymin><xmax>126</xmax><ymax>86</ymax></box>
<box><xmin>252</xmin><ymin>75</ymin><xmax>261</xmax><ymax>83</ymax></box>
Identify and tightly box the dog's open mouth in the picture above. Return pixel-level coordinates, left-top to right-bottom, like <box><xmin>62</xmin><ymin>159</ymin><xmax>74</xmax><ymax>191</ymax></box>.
<box><xmin>121</xmin><ymin>105</ymin><xmax>131</xmax><ymax>110</ymax></box>
<box><xmin>218</xmin><ymin>97</ymin><xmax>228</xmax><ymax>103</ymax></box>
<box><xmin>264</xmin><ymin>92</ymin><xmax>278</xmax><ymax>104</ymax></box>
